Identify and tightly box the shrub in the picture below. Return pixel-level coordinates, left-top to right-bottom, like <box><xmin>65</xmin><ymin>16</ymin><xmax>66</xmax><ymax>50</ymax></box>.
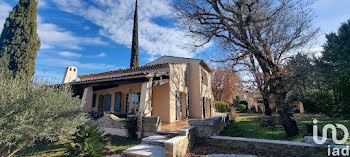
<box><xmin>239</xmin><ymin>104</ymin><xmax>247</xmax><ymax>112</ymax></box>
<box><xmin>0</xmin><ymin>72</ymin><xmax>87</xmax><ymax>156</ymax></box>
<box><xmin>250</xmin><ymin>106</ymin><xmax>257</xmax><ymax>113</ymax></box>
<box><xmin>125</xmin><ymin>116</ymin><xmax>138</xmax><ymax>139</ymax></box>
<box><xmin>229</xmin><ymin>107</ymin><xmax>238</xmax><ymax>121</ymax></box>
<box><xmin>215</xmin><ymin>101</ymin><xmax>229</xmax><ymax>113</ymax></box>
<box><xmin>66</xmin><ymin>125</ymin><xmax>109</xmax><ymax>157</ymax></box>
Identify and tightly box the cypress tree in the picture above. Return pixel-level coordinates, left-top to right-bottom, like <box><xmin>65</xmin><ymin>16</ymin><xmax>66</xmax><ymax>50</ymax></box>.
<box><xmin>130</xmin><ymin>0</ymin><xmax>139</xmax><ymax>68</ymax></box>
<box><xmin>0</xmin><ymin>0</ymin><xmax>40</xmax><ymax>80</ymax></box>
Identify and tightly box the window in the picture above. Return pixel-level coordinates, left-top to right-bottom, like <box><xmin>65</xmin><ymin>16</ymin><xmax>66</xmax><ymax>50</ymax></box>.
<box><xmin>201</xmin><ymin>69</ymin><xmax>208</xmax><ymax>85</ymax></box>
<box><xmin>126</xmin><ymin>92</ymin><xmax>141</xmax><ymax>114</ymax></box>
<box><xmin>92</xmin><ymin>94</ymin><xmax>96</xmax><ymax>107</ymax></box>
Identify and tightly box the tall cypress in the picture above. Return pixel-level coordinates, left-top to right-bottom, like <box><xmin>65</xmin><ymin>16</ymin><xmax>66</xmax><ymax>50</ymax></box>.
<box><xmin>0</xmin><ymin>0</ymin><xmax>40</xmax><ymax>80</ymax></box>
<box><xmin>130</xmin><ymin>0</ymin><xmax>139</xmax><ymax>68</ymax></box>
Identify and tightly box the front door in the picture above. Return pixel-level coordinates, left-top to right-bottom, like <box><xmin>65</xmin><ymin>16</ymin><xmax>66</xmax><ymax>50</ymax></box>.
<box><xmin>114</xmin><ymin>92</ymin><xmax>122</xmax><ymax>112</ymax></box>
<box><xmin>103</xmin><ymin>94</ymin><xmax>111</xmax><ymax>112</ymax></box>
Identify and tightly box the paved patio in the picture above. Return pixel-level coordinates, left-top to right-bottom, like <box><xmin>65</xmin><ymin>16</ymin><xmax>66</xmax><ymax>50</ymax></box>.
<box><xmin>159</xmin><ymin>119</ymin><xmax>190</xmax><ymax>131</ymax></box>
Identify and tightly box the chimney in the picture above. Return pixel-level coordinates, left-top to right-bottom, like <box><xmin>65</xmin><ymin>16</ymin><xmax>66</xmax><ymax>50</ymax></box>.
<box><xmin>62</xmin><ymin>66</ymin><xmax>77</xmax><ymax>83</ymax></box>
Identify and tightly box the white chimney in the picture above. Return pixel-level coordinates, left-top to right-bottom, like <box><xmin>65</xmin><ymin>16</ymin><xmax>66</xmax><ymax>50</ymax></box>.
<box><xmin>62</xmin><ymin>66</ymin><xmax>77</xmax><ymax>83</ymax></box>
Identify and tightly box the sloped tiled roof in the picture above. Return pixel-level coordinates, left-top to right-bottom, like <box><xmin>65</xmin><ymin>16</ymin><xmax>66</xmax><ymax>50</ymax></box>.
<box><xmin>78</xmin><ymin>63</ymin><xmax>169</xmax><ymax>80</ymax></box>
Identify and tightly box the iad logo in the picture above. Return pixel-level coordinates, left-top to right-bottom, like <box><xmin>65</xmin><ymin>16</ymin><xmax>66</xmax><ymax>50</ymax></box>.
<box><xmin>313</xmin><ymin>119</ymin><xmax>349</xmax><ymax>145</ymax></box>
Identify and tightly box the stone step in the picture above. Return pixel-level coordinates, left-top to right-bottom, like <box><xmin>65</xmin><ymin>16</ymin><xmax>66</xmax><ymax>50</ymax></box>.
<box><xmin>123</xmin><ymin>143</ymin><xmax>165</xmax><ymax>157</ymax></box>
<box><xmin>156</xmin><ymin>130</ymin><xmax>179</xmax><ymax>136</ymax></box>
<box><xmin>142</xmin><ymin>135</ymin><xmax>169</xmax><ymax>146</ymax></box>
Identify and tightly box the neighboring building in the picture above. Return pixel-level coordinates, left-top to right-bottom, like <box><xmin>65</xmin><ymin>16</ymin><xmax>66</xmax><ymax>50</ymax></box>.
<box><xmin>61</xmin><ymin>56</ymin><xmax>215</xmax><ymax>123</ymax></box>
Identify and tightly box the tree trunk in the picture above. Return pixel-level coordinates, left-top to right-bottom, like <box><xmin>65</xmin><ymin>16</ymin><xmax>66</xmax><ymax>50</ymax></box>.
<box><xmin>276</xmin><ymin>94</ymin><xmax>299</xmax><ymax>137</ymax></box>
<box><xmin>263</xmin><ymin>97</ymin><xmax>272</xmax><ymax>116</ymax></box>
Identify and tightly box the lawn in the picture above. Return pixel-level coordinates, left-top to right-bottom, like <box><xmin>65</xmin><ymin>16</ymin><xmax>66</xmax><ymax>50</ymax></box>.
<box><xmin>220</xmin><ymin>113</ymin><xmax>350</xmax><ymax>143</ymax></box>
<box><xmin>14</xmin><ymin>136</ymin><xmax>140</xmax><ymax>157</ymax></box>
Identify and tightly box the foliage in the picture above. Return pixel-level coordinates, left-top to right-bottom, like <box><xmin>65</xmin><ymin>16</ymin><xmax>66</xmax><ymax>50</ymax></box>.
<box><xmin>14</xmin><ymin>135</ymin><xmax>139</xmax><ymax>156</ymax></box>
<box><xmin>66</xmin><ymin>125</ymin><xmax>109</xmax><ymax>157</ymax></box>
<box><xmin>130</xmin><ymin>0</ymin><xmax>139</xmax><ymax>68</ymax></box>
<box><xmin>211</xmin><ymin>67</ymin><xmax>242</xmax><ymax>104</ymax></box>
<box><xmin>229</xmin><ymin>107</ymin><xmax>238</xmax><ymax>121</ymax></box>
<box><xmin>125</xmin><ymin>117</ymin><xmax>138</xmax><ymax>139</ymax></box>
<box><xmin>215</xmin><ymin>101</ymin><xmax>229</xmax><ymax>113</ymax></box>
<box><xmin>250</xmin><ymin>106</ymin><xmax>257</xmax><ymax>113</ymax></box>
<box><xmin>0</xmin><ymin>72</ymin><xmax>87</xmax><ymax>156</ymax></box>
<box><xmin>0</xmin><ymin>0</ymin><xmax>40</xmax><ymax>81</ymax></box>
<box><xmin>173</xmin><ymin>0</ymin><xmax>319</xmax><ymax>136</ymax></box>
<box><xmin>239</xmin><ymin>104</ymin><xmax>247</xmax><ymax>113</ymax></box>
<box><xmin>287</xmin><ymin>19</ymin><xmax>350</xmax><ymax>118</ymax></box>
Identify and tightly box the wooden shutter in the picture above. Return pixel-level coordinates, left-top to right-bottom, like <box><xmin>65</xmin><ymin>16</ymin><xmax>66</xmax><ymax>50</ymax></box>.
<box><xmin>103</xmin><ymin>94</ymin><xmax>111</xmax><ymax>111</ymax></box>
<box><xmin>92</xmin><ymin>94</ymin><xmax>96</xmax><ymax>107</ymax></box>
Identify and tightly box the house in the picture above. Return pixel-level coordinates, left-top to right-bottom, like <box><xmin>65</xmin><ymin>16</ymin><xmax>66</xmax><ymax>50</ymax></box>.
<box><xmin>58</xmin><ymin>0</ymin><xmax>214</xmax><ymax>124</ymax></box>
<box><xmin>61</xmin><ymin>56</ymin><xmax>214</xmax><ymax>123</ymax></box>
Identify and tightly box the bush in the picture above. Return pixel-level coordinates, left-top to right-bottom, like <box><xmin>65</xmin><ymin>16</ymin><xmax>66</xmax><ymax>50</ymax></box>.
<box><xmin>66</xmin><ymin>125</ymin><xmax>109</xmax><ymax>157</ymax></box>
<box><xmin>215</xmin><ymin>101</ymin><xmax>229</xmax><ymax>113</ymax></box>
<box><xmin>239</xmin><ymin>104</ymin><xmax>247</xmax><ymax>112</ymax></box>
<box><xmin>0</xmin><ymin>72</ymin><xmax>87</xmax><ymax>156</ymax></box>
<box><xmin>229</xmin><ymin>107</ymin><xmax>238</xmax><ymax>121</ymax></box>
<box><xmin>250</xmin><ymin>106</ymin><xmax>257</xmax><ymax>113</ymax></box>
<box><xmin>125</xmin><ymin>116</ymin><xmax>138</xmax><ymax>139</ymax></box>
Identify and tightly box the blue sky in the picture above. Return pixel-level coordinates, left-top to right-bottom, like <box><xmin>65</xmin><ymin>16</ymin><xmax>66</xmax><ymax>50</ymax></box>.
<box><xmin>0</xmin><ymin>0</ymin><xmax>349</xmax><ymax>83</ymax></box>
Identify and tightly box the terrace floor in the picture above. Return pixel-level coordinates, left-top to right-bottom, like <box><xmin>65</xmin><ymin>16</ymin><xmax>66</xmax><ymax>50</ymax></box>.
<box><xmin>159</xmin><ymin>119</ymin><xmax>190</xmax><ymax>131</ymax></box>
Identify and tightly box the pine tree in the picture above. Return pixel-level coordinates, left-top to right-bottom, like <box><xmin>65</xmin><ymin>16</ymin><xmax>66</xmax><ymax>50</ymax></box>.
<box><xmin>0</xmin><ymin>0</ymin><xmax>40</xmax><ymax>81</ymax></box>
<box><xmin>130</xmin><ymin>0</ymin><xmax>139</xmax><ymax>68</ymax></box>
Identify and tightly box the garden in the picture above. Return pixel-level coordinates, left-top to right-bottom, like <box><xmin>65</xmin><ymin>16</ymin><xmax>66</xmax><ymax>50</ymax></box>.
<box><xmin>220</xmin><ymin>113</ymin><xmax>350</xmax><ymax>144</ymax></box>
<box><xmin>14</xmin><ymin>135</ymin><xmax>139</xmax><ymax>157</ymax></box>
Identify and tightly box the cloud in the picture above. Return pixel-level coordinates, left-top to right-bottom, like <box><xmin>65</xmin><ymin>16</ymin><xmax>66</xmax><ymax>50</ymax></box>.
<box><xmin>97</xmin><ymin>52</ymin><xmax>106</xmax><ymax>57</ymax></box>
<box><xmin>37</xmin><ymin>20</ymin><xmax>108</xmax><ymax>50</ymax></box>
<box><xmin>40</xmin><ymin>58</ymin><xmax>116</xmax><ymax>71</ymax></box>
<box><xmin>0</xmin><ymin>1</ymin><xmax>11</xmax><ymax>31</ymax></box>
<box><xmin>52</xmin><ymin>0</ymin><xmax>208</xmax><ymax>58</ymax></box>
<box><xmin>38</xmin><ymin>0</ymin><xmax>47</xmax><ymax>8</ymax></box>
<box><xmin>59</xmin><ymin>51</ymin><xmax>82</xmax><ymax>58</ymax></box>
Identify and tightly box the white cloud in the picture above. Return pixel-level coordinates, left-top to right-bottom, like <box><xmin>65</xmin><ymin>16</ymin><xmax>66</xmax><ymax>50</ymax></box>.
<box><xmin>0</xmin><ymin>1</ymin><xmax>11</xmax><ymax>31</ymax></box>
<box><xmin>40</xmin><ymin>58</ymin><xmax>116</xmax><ymax>70</ymax></box>
<box><xmin>97</xmin><ymin>52</ymin><xmax>106</xmax><ymax>57</ymax></box>
<box><xmin>37</xmin><ymin>21</ymin><xmax>108</xmax><ymax>50</ymax></box>
<box><xmin>52</xmin><ymin>0</ymin><xmax>207</xmax><ymax>58</ymax></box>
<box><xmin>59</xmin><ymin>51</ymin><xmax>82</xmax><ymax>58</ymax></box>
<box><xmin>38</xmin><ymin>0</ymin><xmax>47</xmax><ymax>8</ymax></box>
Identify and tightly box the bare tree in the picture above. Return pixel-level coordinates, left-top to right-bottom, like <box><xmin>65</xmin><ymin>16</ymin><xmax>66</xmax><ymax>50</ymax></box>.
<box><xmin>173</xmin><ymin>0</ymin><xmax>318</xmax><ymax>136</ymax></box>
<box><xmin>212</xmin><ymin>67</ymin><xmax>242</xmax><ymax>104</ymax></box>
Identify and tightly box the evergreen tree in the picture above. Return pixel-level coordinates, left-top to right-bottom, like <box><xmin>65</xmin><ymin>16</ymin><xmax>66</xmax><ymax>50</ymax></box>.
<box><xmin>0</xmin><ymin>0</ymin><xmax>40</xmax><ymax>80</ymax></box>
<box><xmin>318</xmin><ymin>19</ymin><xmax>350</xmax><ymax>116</ymax></box>
<box><xmin>130</xmin><ymin>0</ymin><xmax>139</xmax><ymax>68</ymax></box>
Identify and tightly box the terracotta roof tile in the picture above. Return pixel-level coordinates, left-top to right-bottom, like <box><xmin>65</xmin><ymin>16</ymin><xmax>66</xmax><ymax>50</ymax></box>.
<box><xmin>78</xmin><ymin>63</ymin><xmax>169</xmax><ymax>80</ymax></box>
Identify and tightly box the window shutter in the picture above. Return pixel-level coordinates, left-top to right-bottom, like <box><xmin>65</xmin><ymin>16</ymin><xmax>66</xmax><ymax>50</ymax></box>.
<box><xmin>92</xmin><ymin>94</ymin><xmax>96</xmax><ymax>107</ymax></box>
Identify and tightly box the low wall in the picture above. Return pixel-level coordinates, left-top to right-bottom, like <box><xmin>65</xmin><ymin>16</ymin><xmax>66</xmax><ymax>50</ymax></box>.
<box><xmin>188</xmin><ymin>113</ymin><xmax>229</xmax><ymax>138</ymax></box>
<box><xmin>200</xmin><ymin>136</ymin><xmax>329</xmax><ymax>157</ymax></box>
<box><xmin>86</xmin><ymin>114</ymin><xmax>128</xmax><ymax>136</ymax></box>
<box><xmin>142</xmin><ymin>116</ymin><xmax>161</xmax><ymax>137</ymax></box>
<box><xmin>165</xmin><ymin>126</ymin><xmax>196</xmax><ymax>157</ymax></box>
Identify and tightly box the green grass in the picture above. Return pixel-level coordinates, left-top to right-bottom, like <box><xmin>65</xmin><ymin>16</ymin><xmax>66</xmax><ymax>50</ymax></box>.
<box><xmin>220</xmin><ymin>113</ymin><xmax>350</xmax><ymax>143</ymax></box>
<box><xmin>15</xmin><ymin>136</ymin><xmax>140</xmax><ymax>157</ymax></box>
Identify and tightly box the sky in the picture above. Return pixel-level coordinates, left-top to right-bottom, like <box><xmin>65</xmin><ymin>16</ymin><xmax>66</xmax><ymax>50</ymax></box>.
<box><xmin>0</xmin><ymin>0</ymin><xmax>349</xmax><ymax>83</ymax></box>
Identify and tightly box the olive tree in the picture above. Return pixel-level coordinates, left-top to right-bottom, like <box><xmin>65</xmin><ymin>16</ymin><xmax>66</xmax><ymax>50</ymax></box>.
<box><xmin>0</xmin><ymin>73</ymin><xmax>87</xmax><ymax>156</ymax></box>
<box><xmin>173</xmin><ymin>0</ymin><xmax>318</xmax><ymax>136</ymax></box>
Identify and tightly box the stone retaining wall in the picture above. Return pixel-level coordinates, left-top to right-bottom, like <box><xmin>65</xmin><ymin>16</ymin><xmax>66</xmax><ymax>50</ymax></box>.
<box><xmin>142</xmin><ymin>116</ymin><xmax>161</xmax><ymax>137</ymax></box>
<box><xmin>86</xmin><ymin>114</ymin><xmax>128</xmax><ymax>136</ymax></box>
<box><xmin>165</xmin><ymin>126</ymin><xmax>196</xmax><ymax>157</ymax></box>
<box><xmin>200</xmin><ymin>136</ymin><xmax>329</xmax><ymax>157</ymax></box>
<box><xmin>188</xmin><ymin>113</ymin><xmax>229</xmax><ymax>138</ymax></box>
